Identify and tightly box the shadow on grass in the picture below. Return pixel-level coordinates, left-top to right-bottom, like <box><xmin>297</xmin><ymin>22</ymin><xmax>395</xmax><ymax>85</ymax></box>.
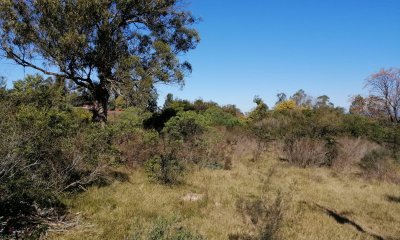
<box><xmin>385</xmin><ymin>195</ymin><xmax>400</xmax><ymax>203</ymax></box>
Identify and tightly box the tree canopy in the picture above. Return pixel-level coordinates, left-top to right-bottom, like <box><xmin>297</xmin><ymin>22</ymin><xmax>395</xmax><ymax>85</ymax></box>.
<box><xmin>366</xmin><ymin>68</ymin><xmax>400</xmax><ymax>123</ymax></box>
<box><xmin>0</xmin><ymin>0</ymin><xmax>200</xmax><ymax>121</ymax></box>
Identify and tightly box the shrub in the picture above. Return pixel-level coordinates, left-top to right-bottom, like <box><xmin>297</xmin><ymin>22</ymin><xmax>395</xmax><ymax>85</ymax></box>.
<box><xmin>203</xmin><ymin>107</ymin><xmax>242</xmax><ymax>127</ymax></box>
<box><xmin>248</xmin><ymin>96</ymin><xmax>268</xmax><ymax>121</ymax></box>
<box><xmin>201</xmin><ymin>127</ymin><xmax>238</xmax><ymax>169</ymax></box>
<box><xmin>233</xmin><ymin>193</ymin><xmax>285</xmax><ymax>240</ymax></box>
<box><xmin>359</xmin><ymin>149</ymin><xmax>398</xmax><ymax>182</ymax></box>
<box><xmin>341</xmin><ymin>114</ymin><xmax>387</xmax><ymax>142</ymax></box>
<box><xmin>333</xmin><ymin>137</ymin><xmax>379</xmax><ymax>170</ymax></box>
<box><xmin>0</xmin><ymin>75</ymin><xmax>115</xmax><ymax>236</ymax></box>
<box><xmin>145</xmin><ymin>154</ymin><xmax>185</xmax><ymax>185</ymax></box>
<box><xmin>146</xmin><ymin>218</ymin><xmax>204</xmax><ymax>240</ymax></box>
<box><xmin>283</xmin><ymin>137</ymin><xmax>328</xmax><ymax>168</ymax></box>
<box><xmin>275</xmin><ymin>100</ymin><xmax>297</xmax><ymax>111</ymax></box>
<box><xmin>160</xmin><ymin>111</ymin><xmax>209</xmax><ymax>165</ymax></box>
<box><xmin>163</xmin><ymin>111</ymin><xmax>207</xmax><ymax>143</ymax></box>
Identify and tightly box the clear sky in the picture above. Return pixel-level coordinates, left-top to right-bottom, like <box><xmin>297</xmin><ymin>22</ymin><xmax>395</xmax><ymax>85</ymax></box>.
<box><xmin>1</xmin><ymin>0</ymin><xmax>400</xmax><ymax>112</ymax></box>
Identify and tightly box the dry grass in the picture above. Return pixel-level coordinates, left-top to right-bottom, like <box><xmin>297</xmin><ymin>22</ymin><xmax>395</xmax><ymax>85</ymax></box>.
<box><xmin>333</xmin><ymin>137</ymin><xmax>380</xmax><ymax>171</ymax></box>
<box><xmin>49</xmin><ymin>150</ymin><xmax>400</xmax><ymax>240</ymax></box>
<box><xmin>283</xmin><ymin>137</ymin><xmax>328</xmax><ymax>168</ymax></box>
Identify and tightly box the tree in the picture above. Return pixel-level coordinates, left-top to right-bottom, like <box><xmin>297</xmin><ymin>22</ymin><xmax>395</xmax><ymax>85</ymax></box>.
<box><xmin>164</xmin><ymin>93</ymin><xmax>174</xmax><ymax>109</ymax></box>
<box><xmin>365</xmin><ymin>95</ymin><xmax>387</xmax><ymax>120</ymax></box>
<box><xmin>249</xmin><ymin>96</ymin><xmax>268</xmax><ymax>121</ymax></box>
<box><xmin>0</xmin><ymin>76</ymin><xmax>6</xmax><ymax>99</ymax></box>
<box><xmin>276</xmin><ymin>92</ymin><xmax>287</xmax><ymax>105</ymax></box>
<box><xmin>0</xmin><ymin>0</ymin><xmax>200</xmax><ymax>122</ymax></box>
<box><xmin>349</xmin><ymin>95</ymin><xmax>366</xmax><ymax>115</ymax></box>
<box><xmin>290</xmin><ymin>89</ymin><xmax>312</xmax><ymax>108</ymax></box>
<box><xmin>366</xmin><ymin>68</ymin><xmax>400</xmax><ymax>123</ymax></box>
<box><xmin>315</xmin><ymin>95</ymin><xmax>334</xmax><ymax>109</ymax></box>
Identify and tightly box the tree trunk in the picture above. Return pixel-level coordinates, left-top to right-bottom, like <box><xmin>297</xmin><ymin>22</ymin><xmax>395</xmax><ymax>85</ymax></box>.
<box><xmin>91</xmin><ymin>84</ymin><xmax>109</xmax><ymax>123</ymax></box>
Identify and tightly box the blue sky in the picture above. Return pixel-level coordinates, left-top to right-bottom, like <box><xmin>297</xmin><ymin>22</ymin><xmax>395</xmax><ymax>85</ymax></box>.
<box><xmin>1</xmin><ymin>0</ymin><xmax>400</xmax><ymax>112</ymax></box>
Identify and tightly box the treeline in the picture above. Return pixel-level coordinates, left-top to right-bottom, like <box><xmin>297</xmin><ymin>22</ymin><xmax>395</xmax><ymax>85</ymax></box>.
<box><xmin>0</xmin><ymin>73</ymin><xmax>399</xmax><ymax>238</ymax></box>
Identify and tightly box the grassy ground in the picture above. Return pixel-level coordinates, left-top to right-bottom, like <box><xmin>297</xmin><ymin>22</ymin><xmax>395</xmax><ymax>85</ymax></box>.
<box><xmin>49</xmin><ymin>153</ymin><xmax>400</xmax><ymax>240</ymax></box>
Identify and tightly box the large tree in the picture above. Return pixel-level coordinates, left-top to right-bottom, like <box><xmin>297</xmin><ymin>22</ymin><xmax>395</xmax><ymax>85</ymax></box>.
<box><xmin>0</xmin><ymin>0</ymin><xmax>199</xmax><ymax>122</ymax></box>
<box><xmin>366</xmin><ymin>68</ymin><xmax>400</xmax><ymax>123</ymax></box>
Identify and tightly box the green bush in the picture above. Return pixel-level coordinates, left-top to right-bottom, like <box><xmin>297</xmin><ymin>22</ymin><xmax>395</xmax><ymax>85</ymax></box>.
<box><xmin>0</xmin><ymin>75</ymin><xmax>116</xmax><ymax>236</ymax></box>
<box><xmin>163</xmin><ymin>111</ymin><xmax>207</xmax><ymax>143</ymax></box>
<box><xmin>145</xmin><ymin>154</ymin><xmax>185</xmax><ymax>185</ymax></box>
<box><xmin>203</xmin><ymin>107</ymin><xmax>242</xmax><ymax>127</ymax></box>
<box><xmin>341</xmin><ymin>114</ymin><xmax>387</xmax><ymax>142</ymax></box>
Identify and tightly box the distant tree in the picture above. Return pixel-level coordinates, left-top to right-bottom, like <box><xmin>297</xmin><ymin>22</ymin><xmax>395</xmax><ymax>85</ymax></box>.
<box><xmin>276</xmin><ymin>92</ymin><xmax>287</xmax><ymax>105</ymax></box>
<box><xmin>0</xmin><ymin>76</ymin><xmax>5</xmax><ymax>88</ymax></box>
<box><xmin>365</xmin><ymin>95</ymin><xmax>387</xmax><ymax>120</ymax></box>
<box><xmin>222</xmin><ymin>104</ymin><xmax>243</xmax><ymax>117</ymax></box>
<box><xmin>290</xmin><ymin>89</ymin><xmax>312</xmax><ymax>108</ymax></box>
<box><xmin>164</xmin><ymin>93</ymin><xmax>175</xmax><ymax>109</ymax></box>
<box><xmin>349</xmin><ymin>95</ymin><xmax>366</xmax><ymax>115</ymax></box>
<box><xmin>0</xmin><ymin>0</ymin><xmax>200</xmax><ymax>122</ymax></box>
<box><xmin>249</xmin><ymin>96</ymin><xmax>268</xmax><ymax>121</ymax></box>
<box><xmin>349</xmin><ymin>94</ymin><xmax>387</xmax><ymax>120</ymax></box>
<box><xmin>366</xmin><ymin>68</ymin><xmax>400</xmax><ymax>123</ymax></box>
<box><xmin>0</xmin><ymin>76</ymin><xmax>6</xmax><ymax>99</ymax></box>
<box><xmin>193</xmin><ymin>98</ymin><xmax>218</xmax><ymax>112</ymax></box>
<box><xmin>315</xmin><ymin>95</ymin><xmax>334</xmax><ymax>109</ymax></box>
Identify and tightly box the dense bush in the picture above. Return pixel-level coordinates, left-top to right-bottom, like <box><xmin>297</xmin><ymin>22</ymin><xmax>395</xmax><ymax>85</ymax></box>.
<box><xmin>0</xmin><ymin>75</ymin><xmax>115</xmax><ymax>236</ymax></box>
<box><xmin>359</xmin><ymin>149</ymin><xmax>399</xmax><ymax>183</ymax></box>
<box><xmin>145</xmin><ymin>153</ymin><xmax>185</xmax><ymax>185</ymax></box>
<box><xmin>163</xmin><ymin>111</ymin><xmax>207</xmax><ymax>143</ymax></box>
<box><xmin>203</xmin><ymin>107</ymin><xmax>242</xmax><ymax>127</ymax></box>
<box><xmin>332</xmin><ymin>137</ymin><xmax>378</xmax><ymax>170</ymax></box>
<box><xmin>283</xmin><ymin>137</ymin><xmax>328</xmax><ymax>168</ymax></box>
<box><xmin>232</xmin><ymin>193</ymin><xmax>285</xmax><ymax>240</ymax></box>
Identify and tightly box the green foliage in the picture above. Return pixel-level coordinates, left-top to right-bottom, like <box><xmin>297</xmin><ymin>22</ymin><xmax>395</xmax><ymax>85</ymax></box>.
<box><xmin>72</xmin><ymin>107</ymin><xmax>92</xmax><ymax>123</ymax></box>
<box><xmin>10</xmin><ymin>74</ymin><xmax>66</xmax><ymax>109</ymax></box>
<box><xmin>114</xmin><ymin>107</ymin><xmax>153</xmax><ymax>131</ymax></box>
<box><xmin>0</xmin><ymin>0</ymin><xmax>200</xmax><ymax>121</ymax></box>
<box><xmin>0</xmin><ymin>75</ymin><xmax>115</xmax><ymax>236</ymax></box>
<box><xmin>115</xmin><ymin>96</ymin><xmax>127</xmax><ymax>109</ymax></box>
<box><xmin>248</xmin><ymin>96</ymin><xmax>268</xmax><ymax>121</ymax></box>
<box><xmin>342</xmin><ymin>114</ymin><xmax>387</xmax><ymax>142</ymax></box>
<box><xmin>315</xmin><ymin>95</ymin><xmax>334</xmax><ymax>109</ymax></box>
<box><xmin>76</xmin><ymin>123</ymin><xmax>117</xmax><ymax>166</ymax></box>
<box><xmin>145</xmin><ymin>154</ymin><xmax>185</xmax><ymax>185</ymax></box>
<box><xmin>163</xmin><ymin>111</ymin><xmax>207</xmax><ymax>143</ymax></box>
<box><xmin>203</xmin><ymin>107</ymin><xmax>242</xmax><ymax>127</ymax></box>
<box><xmin>222</xmin><ymin>104</ymin><xmax>243</xmax><ymax>117</ymax></box>
<box><xmin>168</xmin><ymin>99</ymin><xmax>196</xmax><ymax>112</ymax></box>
